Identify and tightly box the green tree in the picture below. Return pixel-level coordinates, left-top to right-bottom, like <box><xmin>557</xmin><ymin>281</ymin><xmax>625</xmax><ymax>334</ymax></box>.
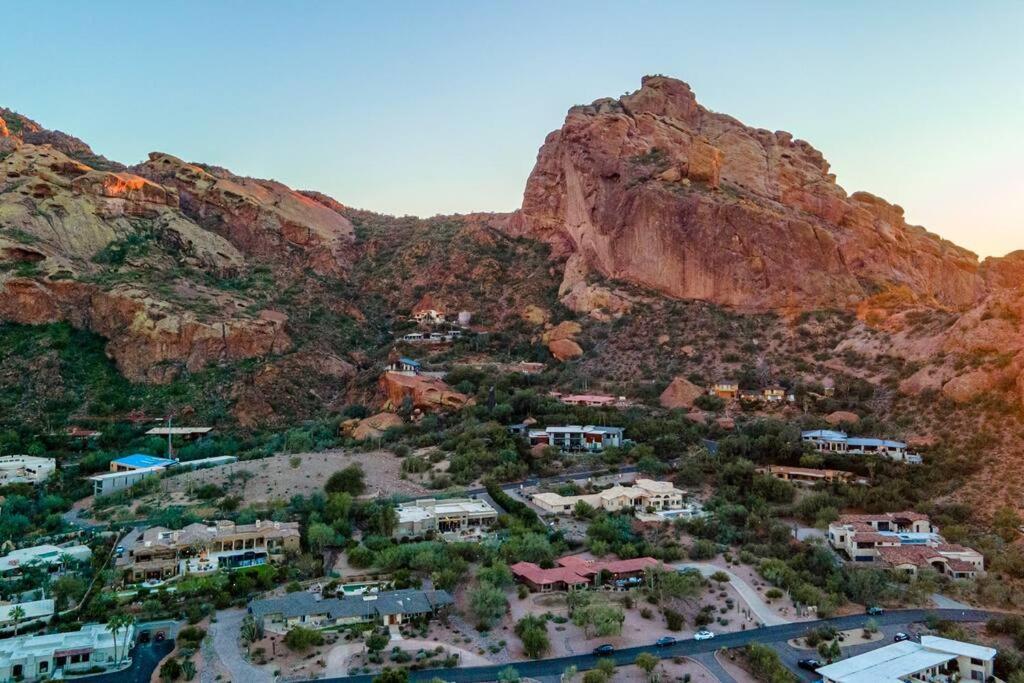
<box><xmin>469</xmin><ymin>583</ymin><xmax>508</xmax><ymax>629</ymax></box>
<box><xmin>307</xmin><ymin>522</ymin><xmax>336</xmax><ymax>552</ymax></box>
<box><xmin>572</xmin><ymin>602</ymin><xmax>625</xmax><ymax>638</ymax></box>
<box><xmin>515</xmin><ymin>615</ymin><xmax>550</xmax><ymax>659</ymax></box>
<box><xmin>496</xmin><ymin>667</ymin><xmax>521</xmax><ymax>682</ymax></box>
<box><xmin>325</xmin><ymin>464</ymin><xmax>366</xmax><ymax>495</ymax></box>
<box><xmin>366</xmin><ymin>630</ymin><xmax>390</xmax><ymax>655</ymax></box>
<box><xmin>284</xmin><ymin>626</ymin><xmax>324</xmax><ymax>652</ymax></box>
<box><xmin>372</xmin><ymin>668</ymin><xmax>409</xmax><ymax>683</ymax></box>
<box><xmin>634</xmin><ymin>652</ymin><xmax>660</xmax><ymax>680</ymax></box>
<box><xmin>160</xmin><ymin>657</ymin><xmax>182</xmax><ymax>681</ymax></box>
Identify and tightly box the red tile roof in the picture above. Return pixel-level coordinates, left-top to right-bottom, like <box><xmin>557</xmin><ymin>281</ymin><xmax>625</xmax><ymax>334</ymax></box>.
<box><xmin>509</xmin><ymin>562</ymin><xmax>590</xmax><ymax>586</ymax></box>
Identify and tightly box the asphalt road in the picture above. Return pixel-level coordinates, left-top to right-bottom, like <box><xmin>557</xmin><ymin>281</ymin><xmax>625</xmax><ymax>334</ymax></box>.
<box><xmin>89</xmin><ymin>639</ymin><xmax>175</xmax><ymax>683</ymax></box>
<box><xmin>320</xmin><ymin>609</ymin><xmax>995</xmax><ymax>682</ymax></box>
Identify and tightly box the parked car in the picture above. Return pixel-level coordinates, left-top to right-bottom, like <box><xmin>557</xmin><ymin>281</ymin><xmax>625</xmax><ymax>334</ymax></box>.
<box><xmin>894</xmin><ymin>632</ymin><xmax>911</xmax><ymax>642</ymax></box>
<box><xmin>866</xmin><ymin>606</ymin><xmax>885</xmax><ymax>615</ymax></box>
<box><xmin>693</xmin><ymin>630</ymin><xmax>715</xmax><ymax>641</ymax></box>
<box><xmin>592</xmin><ymin>644</ymin><xmax>615</xmax><ymax>656</ymax></box>
<box><xmin>655</xmin><ymin>636</ymin><xmax>677</xmax><ymax>647</ymax></box>
<box><xmin>797</xmin><ymin>658</ymin><xmax>821</xmax><ymax>671</ymax></box>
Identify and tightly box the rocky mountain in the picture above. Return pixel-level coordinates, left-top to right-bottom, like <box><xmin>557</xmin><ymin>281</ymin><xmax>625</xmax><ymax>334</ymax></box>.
<box><xmin>511</xmin><ymin>75</ymin><xmax>1015</xmax><ymax>314</ymax></box>
<box><xmin>1</xmin><ymin>78</ymin><xmax>1021</xmax><ymax>416</ymax></box>
<box><xmin>508</xmin><ymin>75</ymin><xmax>1023</xmax><ymax>406</ymax></box>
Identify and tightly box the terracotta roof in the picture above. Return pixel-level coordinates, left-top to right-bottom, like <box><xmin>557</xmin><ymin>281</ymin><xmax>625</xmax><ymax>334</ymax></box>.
<box><xmin>556</xmin><ymin>555</ymin><xmax>662</xmax><ymax>576</ymax></box>
<box><xmin>510</xmin><ymin>562</ymin><xmax>590</xmax><ymax>586</ymax></box>
<box><xmin>877</xmin><ymin>546</ymin><xmax>945</xmax><ymax>567</ymax></box>
<box><xmin>838</xmin><ymin>511</ymin><xmax>929</xmax><ymax>524</ymax></box>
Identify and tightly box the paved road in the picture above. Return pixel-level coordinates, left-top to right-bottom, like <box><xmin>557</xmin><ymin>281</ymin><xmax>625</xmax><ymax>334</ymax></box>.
<box><xmin>210</xmin><ymin>608</ymin><xmax>273</xmax><ymax>683</ymax></box>
<box><xmin>692</xmin><ymin>652</ymin><xmax>737</xmax><ymax>683</ymax></box>
<box><xmin>89</xmin><ymin>640</ymin><xmax>174</xmax><ymax>683</ymax></box>
<box><xmin>319</xmin><ymin>609</ymin><xmax>996</xmax><ymax>682</ymax></box>
<box><xmin>675</xmin><ymin>562</ymin><xmax>790</xmax><ymax>626</ymax></box>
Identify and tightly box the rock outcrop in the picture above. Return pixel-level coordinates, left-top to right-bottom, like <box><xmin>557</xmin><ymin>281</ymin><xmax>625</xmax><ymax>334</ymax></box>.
<box><xmin>514</xmin><ymin>75</ymin><xmax>984</xmax><ymax>312</ymax></box>
<box><xmin>135</xmin><ymin>153</ymin><xmax>355</xmax><ymax>276</ymax></box>
<box><xmin>659</xmin><ymin>376</ymin><xmax>704</xmax><ymax>409</ymax></box>
<box><xmin>379</xmin><ymin>372</ymin><xmax>472</xmax><ymax>412</ymax></box>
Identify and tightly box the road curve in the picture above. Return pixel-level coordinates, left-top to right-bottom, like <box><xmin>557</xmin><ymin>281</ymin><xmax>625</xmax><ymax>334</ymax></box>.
<box><xmin>319</xmin><ymin>608</ymin><xmax>996</xmax><ymax>682</ymax></box>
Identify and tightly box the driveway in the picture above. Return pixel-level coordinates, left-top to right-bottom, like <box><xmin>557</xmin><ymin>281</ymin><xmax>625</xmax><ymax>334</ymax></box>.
<box><xmin>89</xmin><ymin>640</ymin><xmax>174</xmax><ymax>683</ymax></box>
<box><xmin>209</xmin><ymin>609</ymin><xmax>273</xmax><ymax>683</ymax></box>
<box><xmin>675</xmin><ymin>563</ymin><xmax>790</xmax><ymax>626</ymax></box>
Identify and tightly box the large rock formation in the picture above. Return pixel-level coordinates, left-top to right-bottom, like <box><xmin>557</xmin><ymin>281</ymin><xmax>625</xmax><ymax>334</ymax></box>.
<box><xmin>378</xmin><ymin>372</ymin><xmax>472</xmax><ymax>412</ymax></box>
<box><xmin>659</xmin><ymin>376</ymin><xmax>704</xmax><ymax>409</ymax></box>
<box><xmin>514</xmin><ymin>75</ymin><xmax>984</xmax><ymax>312</ymax></box>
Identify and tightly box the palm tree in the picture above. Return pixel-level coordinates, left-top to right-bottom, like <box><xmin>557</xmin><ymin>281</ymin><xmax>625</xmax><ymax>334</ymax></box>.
<box><xmin>120</xmin><ymin>614</ymin><xmax>137</xmax><ymax>666</ymax></box>
<box><xmin>107</xmin><ymin>613</ymin><xmax>131</xmax><ymax>666</ymax></box>
<box><xmin>58</xmin><ymin>552</ymin><xmax>76</xmax><ymax>574</ymax></box>
<box><xmin>8</xmin><ymin>605</ymin><xmax>25</xmax><ymax>636</ymax></box>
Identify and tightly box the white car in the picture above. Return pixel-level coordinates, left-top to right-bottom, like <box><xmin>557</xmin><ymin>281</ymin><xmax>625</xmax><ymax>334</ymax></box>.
<box><xmin>693</xmin><ymin>630</ymin><xmax>715</xmax><ymax>641</ymax></box>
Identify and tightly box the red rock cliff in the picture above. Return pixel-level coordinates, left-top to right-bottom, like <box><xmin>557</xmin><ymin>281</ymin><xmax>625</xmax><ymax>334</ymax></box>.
<box><xmin>516</xmin><ymin>75</ymin><xmax>984</xmax><ymax>312</ymax></box>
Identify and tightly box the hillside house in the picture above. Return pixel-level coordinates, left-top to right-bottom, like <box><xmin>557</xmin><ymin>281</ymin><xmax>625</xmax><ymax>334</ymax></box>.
<box><xmin>387</xmin><ymin>357</ymin><xmax>422</xmax><ymax>375</ymax></box>
<box><xmin>762</xmin><ymin>386</ymin><xmax>787</xmax><ymax>402</ymax></box>
<box><xmin>121</xmin><ymin>520</ymin><xmax>300</xmax><ymax>583</ymax></box>
<box><xmin>557</xmin><ymin>393</ymin><xmax>621</xmax><ymax>408</ymax></box>
<box><xmin>89</xmin><ymin>454</ymin><xmax>177</xmax><ymax>497</ymax></box>
<box><xmin>827</xmin><ymin>512</ymin><xmax>984</xmax><ymax>578</ymax></box>
<box><xmin>801</xmin><ymin>430</ymin><xmax>921</xmax><ymax>463</ymax></box>
<box><xmin>394</xmin><ymin>498</ymin><xmax>498</xmax><ymax>540</ymax></box>
<box><xmin>412</xmin><ymin>308</ymin><xmax>446</xmax><ymax>325</ymax></box>
<box><xmin>528</xmin><ymin>425</ymin><xmax>624</xmax><ymax>452</ymax></box>
<box><xmin>756</xmin><ymin>465</ymin><xmax>866</xmax><ymax>486</ymax></box>
<box><xmin>711</xmin><ymin>381</ymin><xmax>739</xmax><ymax>400</ymax></box>
<box><xmin>532</xmin><ymin>479</ymin><xmax>685</xmax><ymax>515</ymax></box>
<box><xmin>0</xmin><ymin>455</ymin><xmax>55</xmax><ymax>486</ymax></box>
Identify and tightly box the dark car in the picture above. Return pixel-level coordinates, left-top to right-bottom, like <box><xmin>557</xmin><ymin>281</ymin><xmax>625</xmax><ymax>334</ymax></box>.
<box><xmin>894</xmin><ymin>632</ymin><xmax>911</xmax><ymax>642</ymax></box>
<box><xmin>797</xmin><ymin>658</ymin><xmax>822</xmax><ymax>671</ymax></box>
<box><xmin>866</xmin><ymin>606</ymin><xmax>885</xmax><ymax>615</ymax></box>
<box><xmin>655</xmin><ymin>636</ymin><xmax>677</xmax><ymax>647</ymax></box>
<box><xmin>592</xmin><ymin>644</ymin><xmax>615</xmax><ymax>656</ymax></box>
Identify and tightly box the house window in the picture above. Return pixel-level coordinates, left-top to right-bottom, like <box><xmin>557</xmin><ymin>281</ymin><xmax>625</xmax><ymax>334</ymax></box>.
<box><xmin>970</xmin><ymin>658</ymin><xmax>983</xmax><ymax>666</ymax></box>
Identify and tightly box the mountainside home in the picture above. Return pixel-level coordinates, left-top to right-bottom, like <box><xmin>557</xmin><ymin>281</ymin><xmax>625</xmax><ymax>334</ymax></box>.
<box><xmin>816</xmin><ymin>636</ymin><xmax>995</xmax><ymax>683</ymax></box>
<box><xmin>394</xmin><ymin>498</ymin><xmax>498</xmax><ymax>540</ymax></box>
<box><xmin>532</xmin><ymin>425</ymin><xmax>624</xmax><ymax>452</ymax></box>
<box><xmin>711</xmin><ymin>381</ymin><xmax>739</xmax><ymax>400</ymax></box>
<box><xmin>827</xmin><ymin>512</ymin><xmax>984</xmax><ymax>578</ymax></box>
<box><xmin>0</xmin><ymin>455</ymin><xmax>55</xmax><ymax>486</ymax></box>
<box><xmin>512</xmin><ymin>554</ymin><xmax>662</xmax><ymax>593</ymax></box>
<box><xmin>532</xmin><ymin>479</ymin><xmax>685</xmax><ymax>515</ymax></box>
<box><xmin>0</xmin><ymin>623</ymin><xmax>134</xmax><ymax>682</ymax></box>
<box><xmin>802</xmin><ymin>430</ymin><xmax>922</xmax><ymax>464</ymax></box>
<box><xmin>249</xmin><ymin>589</ymin><xmax>454</xmax><ymax>634</ymax></box>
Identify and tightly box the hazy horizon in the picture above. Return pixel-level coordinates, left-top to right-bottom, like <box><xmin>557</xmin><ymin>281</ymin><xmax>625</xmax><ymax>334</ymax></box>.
<box><xmin>5</xmin><ymin>1</ymin><xmax>1021</xmax><ymax>258</ymax></box>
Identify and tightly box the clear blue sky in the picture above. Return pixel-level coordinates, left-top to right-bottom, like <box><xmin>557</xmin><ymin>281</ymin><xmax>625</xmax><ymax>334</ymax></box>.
<box><xmin>4</xmin><ymin>1</ymin><xmax>1021</xmax><ymax>257</ymax></box>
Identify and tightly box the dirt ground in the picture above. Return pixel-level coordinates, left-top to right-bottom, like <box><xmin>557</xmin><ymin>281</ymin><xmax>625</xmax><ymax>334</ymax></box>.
<box><xmin>164</xmin><ymin>449</ymin><xmax>431</xmax><ymax>505</ymax></box>
<box><xmin>608</xmin><ymin>658</ymin><xmax>721</xmax><ymax>682</ymax></box>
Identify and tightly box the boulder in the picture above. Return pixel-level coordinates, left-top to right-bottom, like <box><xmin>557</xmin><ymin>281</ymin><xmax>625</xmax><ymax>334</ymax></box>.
<box><xmin>548</xmin><ymin>338</ymin><xmax>583</xmax><ymax>361</ymax></box>
<box><xmin>659</xmin><ymin>376</ymin><xmax>704</xmax><ymax>409</ymax></box>
<box><xmin>521</xmin><ymin>304</ymin><xmax>551</xmax><ymax>325</ymax></box>
<box><xmin>825</xmin><ymin>411</ymin><xmax>860</xmax><ymax>426</ymax></box>
<box><xmin>379</xmin><ymin>372</ymin><xmax>472</xmax><ymax>412</ymax></box>
<box><xmin>352</xmin><ymin>412</ymin><xmax>405</xmax><ymax>441</ymax></box>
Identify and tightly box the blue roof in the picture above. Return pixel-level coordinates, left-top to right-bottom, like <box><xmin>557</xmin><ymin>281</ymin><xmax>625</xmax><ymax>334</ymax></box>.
<box><xmin>802</xmin><ymin>429</ymin><xmax>848</xmax><ymax>441</ymax></box>
<box><xmin>398</xmin><ymin>357</ymin><xmax>421</xmax><ymax>367</ymax></box>
<box><xmin>113</xmin><ymin>454</ymin><xmax>176</xmax><ymax>469</ymax></box>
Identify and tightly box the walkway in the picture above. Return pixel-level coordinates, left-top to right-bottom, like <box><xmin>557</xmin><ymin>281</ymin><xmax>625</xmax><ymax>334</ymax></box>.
<box><xmin>931</xmin><ymin>593</ymin><xmax>974</xmax><ymax>610</ymax></box>
<box><xmin>674</xmin><ymin>563</ymin><xmax>790</xmax><ymax>626</ymax></box>
<box><xmin>209</xmin><ymin>608</ymin><xmax>273</xmax><ymax>683</ymax></box>
<box><xmin>693</xmin><ymin>652</ymin><xmax>737</xmax><ymax>683</ymax></box>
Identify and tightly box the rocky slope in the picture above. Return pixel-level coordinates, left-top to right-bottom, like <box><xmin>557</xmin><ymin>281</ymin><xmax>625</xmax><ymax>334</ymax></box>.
<box><xmin>513</xmin><ymin>75</ymin><xmax>992</xmax><ymax>313</ymax></box>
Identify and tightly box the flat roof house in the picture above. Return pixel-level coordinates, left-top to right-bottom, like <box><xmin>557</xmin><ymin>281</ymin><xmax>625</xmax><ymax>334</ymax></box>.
<box><xmin>388</xmin><ymin>357</ymin><xmax>422</xmax><ymax>375</ymax></box>
<box><xmin>394</xmin><ymin>498</ymin><xmax>498</xmax><ymax>540</ymax></box>
<box><xmin>0</xmin><ymin>623</ymin><xmax>134</xmax><ymax>682</ymax></box>
<box><xmin>711</xmin><ymin>381</ymin><xmax>739</xmax><ymax>399</ymax></box>
<box><xmin>109</xmin><ymin>454</ymin><xmax>177</xmax><ymax>472</ymax></box>
<box><xmin>123</xmin><ymin>519</ymin><xmax>300</xmax><ymax>583</ymax></box>
<box><xmin>817</xmin><ymin>635</ymin><xmax>995</xmax><ymax>683</ymax></box>
<box><xmin>756</xmin><ymin>465</ymin><xmax>866</xmax><ymax>486</ymax></box>
<box><xmin>534</xmin><ymin>425</ymin><xmax>624</xmax><ymax>452</ymax></box>
<box><xmin>0</xmin><ymin>599</ymin><xmax>54</xmax><ymax>632</ymax></box>
<box><xmin>0</xmin><ymin>455</ymin><xmax>56</xmax><ymax>485</ymax></box>
<box><xmin>0</xmin><ymin>544</ymin><xmax>92</xmax><ymax>576</ymax></box>
<box><xmin>249</xmin><ymin>589</ymin><xmax>454</xmax><ymax>634</ymax></box>
<box><xmin>532</xmin><ymin>479</ymin><xmax>685</xmax><ymax>515</ymax></box>
<box><xmin>802</xmin><ymin>430</ymin><xmax>921</xmax><ymax>463</ymax></box>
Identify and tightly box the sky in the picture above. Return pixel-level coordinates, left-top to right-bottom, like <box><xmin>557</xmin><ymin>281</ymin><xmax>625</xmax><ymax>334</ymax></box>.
<box><xmin>3</xmin><ymin>1</ymin><xmax>1021</xmax><ymax>258</ymax></box>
